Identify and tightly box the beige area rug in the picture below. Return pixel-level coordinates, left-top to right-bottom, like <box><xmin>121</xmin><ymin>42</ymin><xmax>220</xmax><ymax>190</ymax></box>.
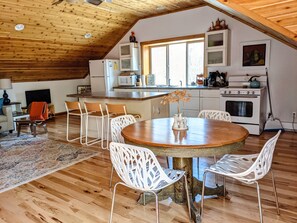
<box><xmin>0</xmin><ymin>133</ymin><xmax>98</xmax><ymax>193</ymax></box>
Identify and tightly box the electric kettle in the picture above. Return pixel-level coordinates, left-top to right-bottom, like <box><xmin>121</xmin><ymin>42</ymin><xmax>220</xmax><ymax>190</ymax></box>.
<box><xmin>248</xmin><ymin>76</ymin><xmax>260</xmax><ymax>88</ymax></box>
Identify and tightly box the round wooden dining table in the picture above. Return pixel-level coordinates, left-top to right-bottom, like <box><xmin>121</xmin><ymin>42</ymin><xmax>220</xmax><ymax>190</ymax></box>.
<box><xmin>121</xmin><ymin>117</ymin><xmax>249</xmax><ymax>222</ymax></box>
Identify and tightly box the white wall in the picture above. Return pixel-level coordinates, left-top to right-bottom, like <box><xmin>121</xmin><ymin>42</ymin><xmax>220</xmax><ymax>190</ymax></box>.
<box><xmin>106</xmin><ymin>6</ymin><xmax>297</xmax><ymax>128</ymax></box>
<box><xmin>6</xmin><ymin>77</ymin><xmax>90</xmax><ymax>113</ymax></box>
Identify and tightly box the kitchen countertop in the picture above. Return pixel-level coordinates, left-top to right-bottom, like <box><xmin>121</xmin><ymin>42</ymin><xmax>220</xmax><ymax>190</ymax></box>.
<box><xmin>67</xmin><ymin>91</ymin><xmax>169</xmax><ymax>101</ymax></box>
<box><xmin>114</xmin><ymin>85</ymin><xmax>220</xmax><ymax>90</ymax></box>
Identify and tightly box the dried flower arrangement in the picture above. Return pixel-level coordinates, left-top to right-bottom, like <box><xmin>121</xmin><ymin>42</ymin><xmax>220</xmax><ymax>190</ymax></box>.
<box><xmin>161</xmin><ymin>90</ymin><xmax>191</xmax><ymax>114</ymax></box>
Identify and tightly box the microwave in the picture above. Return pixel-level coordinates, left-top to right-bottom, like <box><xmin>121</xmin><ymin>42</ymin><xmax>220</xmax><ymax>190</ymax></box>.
<box><xmin>118</xmin><ymin>75</ymin><xmax>136</xmax><ymax>86</ymax></box>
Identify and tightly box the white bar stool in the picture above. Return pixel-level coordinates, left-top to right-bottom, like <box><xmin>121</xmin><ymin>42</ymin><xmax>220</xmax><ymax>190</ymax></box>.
<box><xmin>65</xmin><ymin>101</ymin><xmax>86</xmax><ymax>144</ymax></box>
<box><xmin>84</xmin><ymin>102</ymin><xmax>107</xmax><ymax>147</ymax></box>
<box><xmin>105</xmin><ymin>103</ymin><xmax>141</xmax><ymax>149</ymax></box>
<box><xmin>105</xmin><ymin>103</ymin><xmax>127</xmax><ymax>149</ymax></box>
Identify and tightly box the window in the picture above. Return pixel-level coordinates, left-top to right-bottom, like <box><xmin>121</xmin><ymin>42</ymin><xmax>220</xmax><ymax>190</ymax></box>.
<box><xmin>142</xmin><ymin>35</ymin><xmax>204</xmax><ymax>86</ymax></box>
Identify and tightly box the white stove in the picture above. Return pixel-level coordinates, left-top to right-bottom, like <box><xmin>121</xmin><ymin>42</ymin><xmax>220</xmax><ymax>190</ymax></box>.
<box><xmin>220</xmin><ymin>75</ymin><xmax>267</xmax><ymax>135</ymax></box>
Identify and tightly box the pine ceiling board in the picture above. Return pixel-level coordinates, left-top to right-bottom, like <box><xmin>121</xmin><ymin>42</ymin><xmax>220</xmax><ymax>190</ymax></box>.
<box><xmin>231</xmin><ymin>0</ymin><xmax>293</xmax><ymax>9</ymax></box>
<box><xmin>271</xmin><ymin>16</ymin><xmax>297</xmax><ymax>28</ymax></box>
<box><xmin>205</xmin><ymin>0</ymin><xmax>297</xmax><ymax>49</ymax></box>
<box><xmin>0</xmin><ymin>0</ymin><xmax>206</xmax><ymax>82</ymax></box>
<box><xmin>251</xmin><ymin>2</ymin><xmax>297</xmax><ymax>18</ymax></box>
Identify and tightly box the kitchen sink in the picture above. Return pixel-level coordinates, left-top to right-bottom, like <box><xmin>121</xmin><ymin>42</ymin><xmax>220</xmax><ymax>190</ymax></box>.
<box><xmin>156</xmin><ymin>85</ymin><xmax>179</xmax><ymax>88</ymax></box>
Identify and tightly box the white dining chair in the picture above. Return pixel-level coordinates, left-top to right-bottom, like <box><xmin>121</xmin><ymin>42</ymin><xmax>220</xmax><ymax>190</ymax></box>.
<box><xmin>198</xmin><ymin>110</ymin><xmax>231</xmax><ymax>124</ymax></box>
<box><xmin>200</xmin><ymin>130</ymin><xmax>281</xmax><ymax>223</ymax></box>
<box><xmin>109</xmin><ymin>114</ymin><xmax>136</xmax><ymax>187</ymax></box>
<box><xmin>198</xmin><ymin>110</ymin><xmax>232</xmax><ymax>182</ymax></box>
<box><xmin>109</xmin><ymin>142</ymin><xmax>191</xmax><ymax>223</ymax></box>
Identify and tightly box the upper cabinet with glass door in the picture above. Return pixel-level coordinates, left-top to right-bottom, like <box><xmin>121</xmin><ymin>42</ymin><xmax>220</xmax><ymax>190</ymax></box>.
<box><xmin>205</xmin><ymin>29</ymin><xmax>229</xmax><ymax>66</ymax></box>
<box><xmin>119</xmin><ymin>43</ymin><xmax>139</xmax><ymax>71</ymax></box>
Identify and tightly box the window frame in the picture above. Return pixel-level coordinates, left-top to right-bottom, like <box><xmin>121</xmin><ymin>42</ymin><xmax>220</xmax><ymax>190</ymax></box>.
<box><xmin>141</xmin><ymin>34</ymin><xmax>205</xmax><ymax>86</ymax></box>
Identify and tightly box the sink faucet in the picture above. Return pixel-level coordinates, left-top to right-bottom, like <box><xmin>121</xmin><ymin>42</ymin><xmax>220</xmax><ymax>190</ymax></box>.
<box><xmin>179</xmin><ymin>80</ymin><xmax>182</xmax><ymax>86</ymax></box>
<box><xmin>168</xmin><ymin>79</ymin><xmax>171</xmax><ymax>86</ymax></box>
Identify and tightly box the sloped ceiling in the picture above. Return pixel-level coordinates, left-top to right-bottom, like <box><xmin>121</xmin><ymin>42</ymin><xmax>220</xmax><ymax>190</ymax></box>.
<box><xmin>0</xmin><ymin>0</ymin><xmax>296</xmax><ymax>83</ymax></box>
<box><xmin>205</xmin><ymin>0</ymin><xmax>297</xmax><ymax>49</ymax></box>
<box><xmin>0</xmin><ymin>0</ymin><xmax>205</xmax><ymax>82</ymax></box>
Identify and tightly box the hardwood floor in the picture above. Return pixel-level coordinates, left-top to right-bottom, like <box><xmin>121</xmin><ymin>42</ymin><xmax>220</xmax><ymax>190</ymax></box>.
<box><xmin>0</xmin><ymin>115</ymin><xmax>296</xmax><ymax>223</ymax></box>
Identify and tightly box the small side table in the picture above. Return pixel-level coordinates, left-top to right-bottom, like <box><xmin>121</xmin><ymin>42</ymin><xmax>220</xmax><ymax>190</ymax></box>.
<box><xmin>12</xmin><ymin>112</ymin><xmax>30</xmax><ymax>131</ymax></box>
<box><xmin>14</xmin><ymin>119</ymin><xmax>47</xmax><ymax>137</ymax></box>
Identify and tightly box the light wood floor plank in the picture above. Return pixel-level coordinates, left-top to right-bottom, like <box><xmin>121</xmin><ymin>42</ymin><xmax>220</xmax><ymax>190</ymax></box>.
<box><xmin>0</xmin><ymin>115</ymin><xmax>296</xmax><ymax>223</ymax></box>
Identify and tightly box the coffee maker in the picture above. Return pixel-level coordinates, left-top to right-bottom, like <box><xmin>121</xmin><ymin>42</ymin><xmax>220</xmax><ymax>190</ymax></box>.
<box><xmin>208</xmin><ymin>71</ymin><xmax>227</xmax><ymax>87</ymax></box>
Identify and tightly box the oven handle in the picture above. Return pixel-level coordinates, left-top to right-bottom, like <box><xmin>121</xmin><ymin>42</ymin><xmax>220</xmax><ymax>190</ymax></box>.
<box><xmin>220</xmin><ymin>94</ymin><xmax>259</xmax><ymax>98</ymax></box>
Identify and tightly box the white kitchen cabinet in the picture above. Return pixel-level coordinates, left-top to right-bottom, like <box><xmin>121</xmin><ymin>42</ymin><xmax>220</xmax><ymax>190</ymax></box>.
<box><xmin>182</xmin><ymin>90</ymin><xmax>200</xmax><ymax>117</ymax></box>
<box><xmin>205</xmin><ymin>30</ymin><xmax>229</xmax><ymax>66</ymax></box>
<box><xmin>113</xmin><ymin>88</ymin><xmax>221</xmax><ymax>117</ymax></box>
<box><xmin>151</xmin><ymin>97</ymin><xmax>169</xmax><ymax>119</ymax></box>
<box><xmin>199</xmin><ymin>89</ymin><xmax>220</xmax><ymax>111</ymax></box>
<box><xmin>119</xmin><ymin>43</ymin><xmax>139</xmax><ymax>71</ymax></box>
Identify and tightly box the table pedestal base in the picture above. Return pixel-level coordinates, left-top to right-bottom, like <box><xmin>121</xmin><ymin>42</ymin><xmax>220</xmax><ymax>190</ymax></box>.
<box><xmin>137</xmin><ymin>157</ymin><xmax>225</xmax><ymax>223</ymax></box>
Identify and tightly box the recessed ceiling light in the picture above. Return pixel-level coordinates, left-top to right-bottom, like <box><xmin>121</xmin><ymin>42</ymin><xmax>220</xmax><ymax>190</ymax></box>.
<box><xmin>156</xmin><ymin>6</ymin><xmax>166</xmax><ymax>11</ymax></box>
<box><xmin>15</xmin><ymin>24</ymin><xmax>25</xmax><ymax>31</ymax></box>
<box><xmin>84</xmin><ymin>33</ymin><xmax>92</xmax><ymax>39</ymax></box>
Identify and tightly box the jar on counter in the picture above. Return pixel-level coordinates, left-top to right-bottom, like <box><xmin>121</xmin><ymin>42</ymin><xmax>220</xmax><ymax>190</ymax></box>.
<box><xmin>196</xmin><ymin>74</ymin><xmax>204</xmax><ymax>85</ymax></box>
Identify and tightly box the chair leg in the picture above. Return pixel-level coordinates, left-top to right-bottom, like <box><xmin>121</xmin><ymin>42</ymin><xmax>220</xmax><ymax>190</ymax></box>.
<box><xmin>32</xmin><ymin>123</ymin><xmax>36</xmax><ymax>137</ymax></box>
<box><xmin>152</xmin><ymin>191</ymin><xmax>160</xmax><ymax>223</ymax></box>
<box><xmin>43</xmin><ymin>123</ymin><xmax>47</xmax><ymax>133</ymax></box>
<box><xmin>79</xmin><ymin>115</ymin><xmax>84</xmax><ymax>145</ymax></box>
<box><xmin>17</xmin><ymin>123</ymin><xmax>21</xmax><ymax>137</ymax></box>
<box><xmin>271</xmin><ymin>170</ymin><xmax>280</xmax><ymax>215</ymax></box>
<box><xmin>184</xmin><ymin>175</ymin><xmax>191</xmax><ymax>220</ymax></box>
<box><xmin>200</xmin><ymin>171</ymin><xmax>208</xmax><ymax>216</ymax></box>
<box><xmin>255</xmin><ymin>181</ymin><xmax>263</xmax><ymax>223</ymax></box>
<box><xmin>109</xmin><ymin>182</ymin><xmax>120</xmax><ymax>223</ymax></box>
<box><xmin>85</xmin><ymin>114</ymin><xmax>89</xmax><ymax>145</ymax></box>
<box><xmin>101</xmin><ymin>116</ymin><xmax>105</xmax><ymax>149</ymax></box>
<box><xmin>213</xmin><ymin>156</ymin><xmax>218</xmax><ymax>185</ymax></box>
<box><xmin>66</xmin><ymin>113</ymin><xmax>70</xmax><ymax>141</ymax></box>
<box><xmin>223</xmin><ymin>176</ymin><xmax>226</xmax><ymax>197</ymax></box>
<box><xmin>105</xmin><ymin>118</ymin><xmax>110</xmax><ymax>149</ymax></box>
<box><xmin>109</xmin><ymin>166</ymin><xmax>114</xmax><ymax>188</ymax></box>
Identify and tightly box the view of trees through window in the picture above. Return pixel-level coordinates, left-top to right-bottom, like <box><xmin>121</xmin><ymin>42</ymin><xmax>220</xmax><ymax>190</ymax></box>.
<box><xmin>150</xmin><ymin>39</ymin><xmax>204</xmax><ymax>86</ymax></box>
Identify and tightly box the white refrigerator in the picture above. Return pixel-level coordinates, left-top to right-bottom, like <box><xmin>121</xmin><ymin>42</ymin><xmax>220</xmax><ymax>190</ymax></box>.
<box><xmin>89</xmin><ymin>59</ymin><xmax>120</xmax><ymax>92</ymax></box>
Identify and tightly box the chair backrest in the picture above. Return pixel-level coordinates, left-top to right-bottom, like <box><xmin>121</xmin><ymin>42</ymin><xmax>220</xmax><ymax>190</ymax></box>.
<box><xmin>28</xmin><ymin>102</ymin><xmax>48</xmax><ymax>121</ymax></box>
<box><xmin>65</xmin><ymin>101</ymin><xmax>83</xmax><ymax>114</ymax></box>
<box><xmin>84</xmin><ymin>102</ymin><xmax>104</xmax><ymax>116</ymax></box>
<box><xmin>110</xmin><ymin>115</ymin><xmax>136</xmax><ymax>144</ymax></box>
<box><xmin>106</xmin><ymin>103</ymin><xmax>127</xmax><ymax>117</ymax></box>
<box><xmin>109</xmin><ymin>142</ymin><xmax>173</xmax><ymax>191</ymax></box>
<box><xmin>242</xmin><ymin>130</ymin><xmax>281</xmax><ymax>182</ymax></box>
<box><xmin>198</xmin><ymin>110</ymin><xmax>232</xmax><ymax>122</ymax></box>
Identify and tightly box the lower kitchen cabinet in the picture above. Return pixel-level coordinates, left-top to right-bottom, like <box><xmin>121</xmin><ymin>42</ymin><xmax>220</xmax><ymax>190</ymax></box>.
<box><xmin>183</xmin><ymin>89</ymin><xmax>200</xmax><ymax>117</ymax></box>
<box><xmin>200</xmin><ymin>89</ymin><xmax>220</xmax><ymax>111</ymax></box>
<box><xmin>113</xmin><ymin>88</ymin><xmax>220</xmax><ymax>117</ymax></box>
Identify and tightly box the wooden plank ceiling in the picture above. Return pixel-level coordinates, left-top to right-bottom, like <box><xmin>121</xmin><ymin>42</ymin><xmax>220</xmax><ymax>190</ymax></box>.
<box><xmin>0</xmin><ymin>0</ymin><xmax>205</xmax><ymax>82</ymax></box>
<box><xmin>205</xmin><ymin>0</ymin><xmax>297</xmax><ymax>50</ymax></box>
<box><xmin>0</xmin><ymin>0</ymin><xmax>297</xmax><ymax>82</ymax></box>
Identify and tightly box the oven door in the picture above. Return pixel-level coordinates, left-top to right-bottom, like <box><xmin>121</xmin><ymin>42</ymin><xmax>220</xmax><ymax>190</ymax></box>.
<box><xmin>220</xmin><ymin>95</ymin><xmax>260</xmax><ymax>124</ymax></box>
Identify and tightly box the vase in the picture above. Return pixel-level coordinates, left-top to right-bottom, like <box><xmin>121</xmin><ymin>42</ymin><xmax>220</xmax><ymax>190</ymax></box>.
<box><xmin>172</xmin><ymin>113</ymin><xmax>188</xmax><ymax>130</ymax></box>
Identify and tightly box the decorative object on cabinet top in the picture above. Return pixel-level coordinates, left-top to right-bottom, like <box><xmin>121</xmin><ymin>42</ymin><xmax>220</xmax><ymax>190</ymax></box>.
<box><xmin>129</xmin><ymin>31</ymin><xmax>137</xmax><ymax>43</ymax></box>
<box><xmin>208</xmin><ymin>18</ymin><xmax>228</xmax><ymax>31</ymax></box>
